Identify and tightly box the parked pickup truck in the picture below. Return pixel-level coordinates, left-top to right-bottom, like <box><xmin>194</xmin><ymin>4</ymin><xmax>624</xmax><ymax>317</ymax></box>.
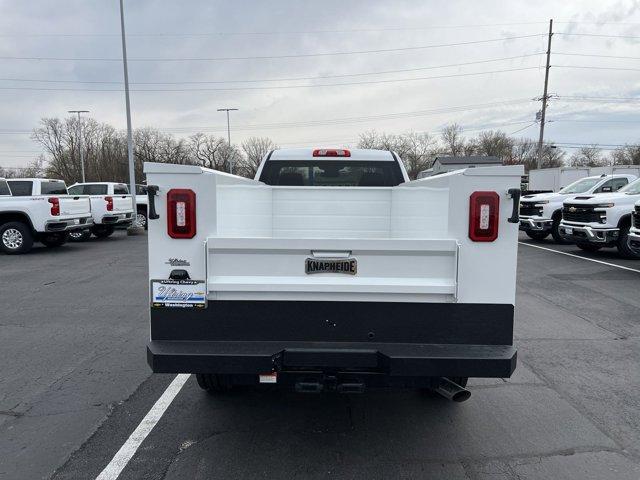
<box><xmin>629</xmin><ymin>199</ymin><xmax>640</xmax><ymax>254</ymax></box>
<box><xmin>0</xmin><ymin>177</ymin><xmax>92</xmax><ymax>254</ymax></box>
<box><xmin>559</xmin><ymin>177</ymin><xmax>640</xmax><ymax>258</ymax></box>
<box><xmin>519</xmin><ymin>174</ymin><xmax>635</xmax><ymax>243</ymax></box>
<box><xmin>67</xmin><ymin>182</ymin><xmax>134</xmax><ymax>240</ymax></box>
<box><xmin>144</xmin><ymin>148</ymin><xmax>523</xmax><ymax>401</ymax></box>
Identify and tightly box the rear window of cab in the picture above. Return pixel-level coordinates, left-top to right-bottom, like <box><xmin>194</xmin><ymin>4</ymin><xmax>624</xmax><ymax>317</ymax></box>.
<box><xmin>259</xmin><ymin>160</ymin><xmax>404</xmax><ymax>187</ymax></box>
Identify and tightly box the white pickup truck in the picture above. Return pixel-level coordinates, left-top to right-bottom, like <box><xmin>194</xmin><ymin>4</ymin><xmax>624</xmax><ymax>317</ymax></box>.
<box><xmin>67</xmin><ymin>182</ymin><xmax>134</xmax><ymax>240</ymax></box>
<box><xmin>0</xmin><ymin>177</ymin><xmax>92</xmax><ymax>254</ymax></box>
<box><xmin>559</xmin><ymin>177</ymin><xmax>640</xmax><ymax>258</ymax></box>
<box><xmin>144</xmin><ymin>148</ymin><xmax>523</xmax><ymax>401</ymax></box>
<box><xmin>135</xmin><ymin>184</ymin><xmax>149</xmax><ymax>229</ymax></box>
<box><xmin>519</xmin><ymin>174</ymin><xmax>635</xmax><ymax>243</ymax></box>
<box><xmin>629</xmin><ymin>199</ymin><xmax>640</xmax><ymax>254</ymax></box>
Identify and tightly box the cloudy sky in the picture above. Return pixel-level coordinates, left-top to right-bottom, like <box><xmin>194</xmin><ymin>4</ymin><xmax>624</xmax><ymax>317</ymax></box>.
<box><xmin>0</xmin><ymin>0</ymin><xmax>639</xmax><ymax>168</ymax></box>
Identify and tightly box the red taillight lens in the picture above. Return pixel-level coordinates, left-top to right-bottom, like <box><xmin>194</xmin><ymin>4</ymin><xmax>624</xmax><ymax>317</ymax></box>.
<box><xmin>167</xmin><ymin>189</ymin><xmax>196</xmax><ymax>239</ymax></box>
<box><xmin>105</xmin><ymin>196</ymin><xmax>113</xmax><ymax>211</ymax></box>
<box><xmin>469</xmin><ymin>191</ymin><xmax>499</xmax><ymax>242</ymax></box>
<box><xmin>312</xmin><ymin>148</ymin><xmax>351</xmax><ymax>157</ymax></box>
<box><xmin>48</xmin><ymin>197</ymin><xmax>60</xmax><ymax>216</ymax></box>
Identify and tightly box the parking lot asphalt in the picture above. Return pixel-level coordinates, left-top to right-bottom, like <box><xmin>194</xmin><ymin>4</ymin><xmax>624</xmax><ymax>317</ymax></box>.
<box><xmin>1</xmin><ymin>231</ymin><xmax>639</xmax><ymax>479</ymax></box>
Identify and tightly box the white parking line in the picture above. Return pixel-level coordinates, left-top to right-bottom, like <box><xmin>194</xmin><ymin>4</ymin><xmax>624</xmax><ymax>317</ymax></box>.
<box><xmin>519</xmin><ymin>242</ymin><xmax>640</xmax><ymax>274</ymax></box>
<box><xmin>95</xmin><ymin>373</ymin><xmax>191</xmax><ymax>480</ymax></box>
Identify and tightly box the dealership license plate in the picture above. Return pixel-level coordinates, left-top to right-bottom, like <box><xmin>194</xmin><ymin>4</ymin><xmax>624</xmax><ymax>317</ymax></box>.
<box><xmin>564</xmin><ymin>227</ymin><xmax>573</xmax><ymax>235</ymax></box>
<box><xmin>151</xmin><ymin>280</ymin><xmax>207</xmax><ymax>308</ymax></box>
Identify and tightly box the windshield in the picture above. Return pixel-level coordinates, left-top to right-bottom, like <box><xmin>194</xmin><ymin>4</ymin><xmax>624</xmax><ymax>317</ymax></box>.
<box><xmin>259</xmin><ymin>160</ymin><xmax>404</xmax><ymax>187</ymax></box>
<box><xmin>619</xmin><ymin>178</ymin><xmax>640</xmax><ymax>195</ymax></box>
<box><xmin>558</xmin><ymin>177</ymin><xmax>601</xmax><ymax>194</ymax></box>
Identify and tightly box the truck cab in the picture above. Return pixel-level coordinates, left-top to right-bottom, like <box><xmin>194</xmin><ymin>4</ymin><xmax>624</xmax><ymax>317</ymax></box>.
<box><xmin>67</xmin><ymin>182</ymin><xmax>134</xmax><ymax>240</ymax></box>
<box><xmin>144</xmin><ymin>148</ymin><xmax>523</xmax><ymax>400</ymax></box>
<box><xmin>0</xmin><ymin>178</ymin><xmax>92</xmax><ymax>254</ymax></box>
<box><xmin>519</xmin><ymin>174</ymin><xmax>635</xmax><ymax>243</ymax></box>
<box><xmin>559</xmin><ymin>177</ymin><xmax>640</xmax><ymax>258</ymax></box>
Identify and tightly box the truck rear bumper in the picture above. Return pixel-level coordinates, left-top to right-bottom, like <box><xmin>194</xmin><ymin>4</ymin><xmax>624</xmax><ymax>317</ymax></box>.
<box><xmin>45</xmin><ymin>216</ymin><xmax>93</xmax><ymax>232</ymax></box>
<box><xmin>147</xmin><ymin>340</ymin><xmax>516</xmax><ymax>378</ymax></box>
<box><xmin>147</xmin><ymin>301</ymin><xmax>516</xmax><ymax>379</ymax></box>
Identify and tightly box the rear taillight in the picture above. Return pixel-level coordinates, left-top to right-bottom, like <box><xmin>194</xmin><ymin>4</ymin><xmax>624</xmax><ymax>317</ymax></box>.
<box><xmin>105</xmin><ymin>196</ymin><xmax>113</xmax><ymax>211</ymax></box>
<box><xmin>312</xmin><ymin>148</ymin><xmax>351</xmax><ymax>157</ymax></box>
<box><xmin>167</xmin><ymin>189</ymin><xmax>196</xmax><ymax>239</ymax></box>
<box><xmin>48</xmin><ymin>197</ymin><xmax>60</xmax><ymax>216</ymax></box>
<box><xmin>469</xmin><ymin>191</ymin><xmax>499</xmax><ymax>242</ymax></box>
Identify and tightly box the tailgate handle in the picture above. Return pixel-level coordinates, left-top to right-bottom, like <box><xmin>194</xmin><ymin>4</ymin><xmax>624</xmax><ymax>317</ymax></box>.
<box><xmin>507</xmin><ymin>188</ymin><xmax>521</xmax><ymax>224</ymax></box>
<box><xmin>147</xmin><ymin>185</ymin><xmax>159</xmax><ymax>220</ymax></box>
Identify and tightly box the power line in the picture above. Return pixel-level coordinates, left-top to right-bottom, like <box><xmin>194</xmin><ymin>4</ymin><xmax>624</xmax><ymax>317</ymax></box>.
<box><xmin>0</xmin><ymin>54</ymin><xmax>544</xmax><ymax>85</ymax></box>
<box><xmin>556</xmin><ymin>32</ymin><xmax>640</xmax><ymax>40</ymax></box>
<box><xmin>557</xmin><ymin>95</ymin><xmax>640</xmax><ymax>102</ymax></box>
<box><xmin>508</xmin><ymin>122</ymin><xmax>537</xmax><ymax>135</ymax></box>
<box><xmin>0</xmin><ymin>23</ymin><xmax>551</xmax><ymax>37</ymax></box>
<box><xmin>0</xmin><ymin>34</ymin><xmax>544</xmax><ymax>62</ymax></box>
<box><xmin>0</xmin><ymin>67</ymin><xmax>541</xmax><ymax>92</ymax></box>
<box><xmin>555</xmin><ymin>52</ymin><xmax>640</xmax><ymax>60</ymax></box>
<box><xmin>555</xmin><ymin>65</ymin><xmax>640</xmax><ymax>72</ymax></box>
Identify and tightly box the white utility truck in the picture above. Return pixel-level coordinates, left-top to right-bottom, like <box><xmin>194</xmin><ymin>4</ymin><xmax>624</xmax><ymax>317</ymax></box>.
<box><xmin>528</xmin><ymin>167</ymin><xmax>590</xmax><ymax>192</ymax></box>
<box><xmin>0</xmin><ymin>177</ymin><xmax>92</xmax><ymax>254</ymax></box>
<box><xmin>629</xmin><ymin>199</ymin><xmax>640</xmax><ymax>254</ymax></box>
<box><xmin>559</xmin><ymin>177</ymin><xmax>640</xmax><ymax>258</ymax></box>
<box><xmin>519</xmin><ymin>174</ymin><xmax>635</xmax><ymax>243</ymax></box>
<box><xmin>67</xmin><ymin>182</ymin><xmax>134</xmax><ymax>240</ymax></box>
<box><xmin>145</xmin><ymin>148</ymin><xmax>523</xmax><ymax>401</ymax></box>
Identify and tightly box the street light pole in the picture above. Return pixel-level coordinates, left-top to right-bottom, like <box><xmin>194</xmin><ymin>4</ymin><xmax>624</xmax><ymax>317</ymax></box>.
<box><xmin>68</xmin><ymin>110</ymin><xmax>89</xmax><ymax>182</ymax></box>
<box><xmin>119</xmin><ymin>0</ymin><xmax>143</xmax><ymax>234</ymax></box>
<box><xmin>217</xmin><ymin>108</ymin><xmax>238</xmax><ymax>174</ymax></box>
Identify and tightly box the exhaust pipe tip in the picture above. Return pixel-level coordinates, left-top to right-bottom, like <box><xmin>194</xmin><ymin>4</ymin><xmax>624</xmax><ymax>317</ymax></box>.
<box><xmin>433</xmin><ymin>377</ymin><xmax>471</xmax><ymax>403</ymax></box>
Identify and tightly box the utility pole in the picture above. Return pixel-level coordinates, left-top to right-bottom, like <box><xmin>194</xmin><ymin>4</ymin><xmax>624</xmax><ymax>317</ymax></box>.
<box><xmin>217</xmin><ymin>108</ymin><xmax>238</xmax><ymax>174</ymax></box>
<box><xmin>119</xmin><ymin>0</ymin><xmax>143</xmax><ymax>234</ymax></box>
<box><xmin>68</xmin><ymin>110</ymin><xmax>89</xmax><ymax>182</ymax></box>
<box><xmin>536</xmin><ymin>19</ymin><xmax>553</xmax><ymax>169</ymax></box>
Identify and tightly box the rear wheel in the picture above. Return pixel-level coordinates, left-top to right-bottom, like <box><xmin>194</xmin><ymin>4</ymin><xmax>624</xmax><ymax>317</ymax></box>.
<box><xmin>91</xmin><ymin>225</ymin><xmax>115</xmax><ymax>239</ymax></box>
<box><xmin>136</xmin><ymin>208</ymin><xmax>148</xmax><ymax>230</ymax></box>
<box><xmin>525</xmin><ymin>231</ymin><xmax>549</xmax><ymax>241</ymax></box>
<box><xmin>576</xmin><ymin>242</ymin><xmax>601</xmax><ymax>253</ymax></box>
<box><xmin>617</xmin><ymin>224</ymin><xmax>640</xmax><ymax>259</ymax></box>
<box><xmin>551</xmin><ymin>215</ymin><xmax>570</xmax><ymax>244</ymax></box>
<box><xmin>40</xmin><ymin>232</ymin><xmax>68</xmax><ymax>248</ymax></box>
<box><xmin>68</xmin><ymin>229</ymin><xmax>91</xmax><ymax>242</ymax></box>
<box><xmin>196</xmin><ymin>374</ymin><xmax>233</xmax><ymax>394</ymax></box>
<box><xmin>0</xmin><ymin>222</ymin><xmax>33</xmax><ymax>254</ymax></box>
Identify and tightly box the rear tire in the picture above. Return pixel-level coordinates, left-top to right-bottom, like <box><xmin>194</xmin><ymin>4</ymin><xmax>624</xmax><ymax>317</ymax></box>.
<box><xmin>0</xmin><ymin>221</ymin><xmax>33</xmax><ymax>254</ymax></box>
<box><xmin>91</xmin><ymin>225</ymin><xmax>115</xmax><ymax>239</ymax></box>
<box><xmin>196</xmin><ymin>374</ymin><xmax>233</xmax><ymax>394</ymax></box>
<box><xmin>617</xmin><ymin>224</ymin><xmax>640</xmax><ymax>259</ymax></box>
<box><xmin>551</xmin><ymin>215</ymin><xmax>570</xmax><ymax>244</ymax></box>
<box><xmin>136</xmin><ymin>208</ymin><xmax>148</xmax><ymax>230</ymax></box>
<box><xmin>40</xmin><ymin>232</ymin><xmax>68</xmax><ymax>248</ymax></box>
<box><xmin>576</xmin><ymin>242</ymin><xmax>601</xmax><ymax>253</ymax></box>
<box><xmin>68</xmin><ymin>229</ymin><xmax>91</xmax><ymax>242</ymax></box>
<box><xmin>525</xmin><ymin>231</ymin><xmax>549</xmax><ymax>241</ymax></box>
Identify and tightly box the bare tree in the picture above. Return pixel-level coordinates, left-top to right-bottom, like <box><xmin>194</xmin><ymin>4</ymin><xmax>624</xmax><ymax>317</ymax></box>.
<box><xmin>570</xmin><ymin>145</ymin><xmax>605</xmax><ymax>167</ymax></box>
<box><xmin>400</xmin><ymin>132</ymin><xmax>438</xmax><ymax>179</ymax></box>
<box><xmin>440</xmin><ymin>124</ymin><xmax>465</xmax><ymax>156</ymax></box>
<box><xmin>610</xmin><ymin>144</ymin><xmax>640</xmax><ymax>165</ymax></box>
<box><xmin>188</xmin><ymin>133</ymin><xmax>226</xmax><ymax>170</ymax></box>
<box><xmin>241</xmin><ymin>137</ymin><xmax>277</xmax><ymax>178</ymax></box>
<box><xmin>476</xmin><ymin>130</ymin><xmax>514</xmax><ymax>161</ymax></box>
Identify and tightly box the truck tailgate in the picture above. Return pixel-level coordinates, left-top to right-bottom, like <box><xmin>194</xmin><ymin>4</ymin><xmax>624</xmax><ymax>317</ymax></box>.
<box><xmin>207</xmin><ymin>237</ymin><xmax>458</xmax><ymax>302</ymax></box>
<box><xmin>112</xmin><ymin>195</ymin><xmax>133</xmax><ymax>212</ymax></box>
<box><xmin>59</xmin><ymin>196</ymin><xmax>91</xmax><ymax>216</ymax></box>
